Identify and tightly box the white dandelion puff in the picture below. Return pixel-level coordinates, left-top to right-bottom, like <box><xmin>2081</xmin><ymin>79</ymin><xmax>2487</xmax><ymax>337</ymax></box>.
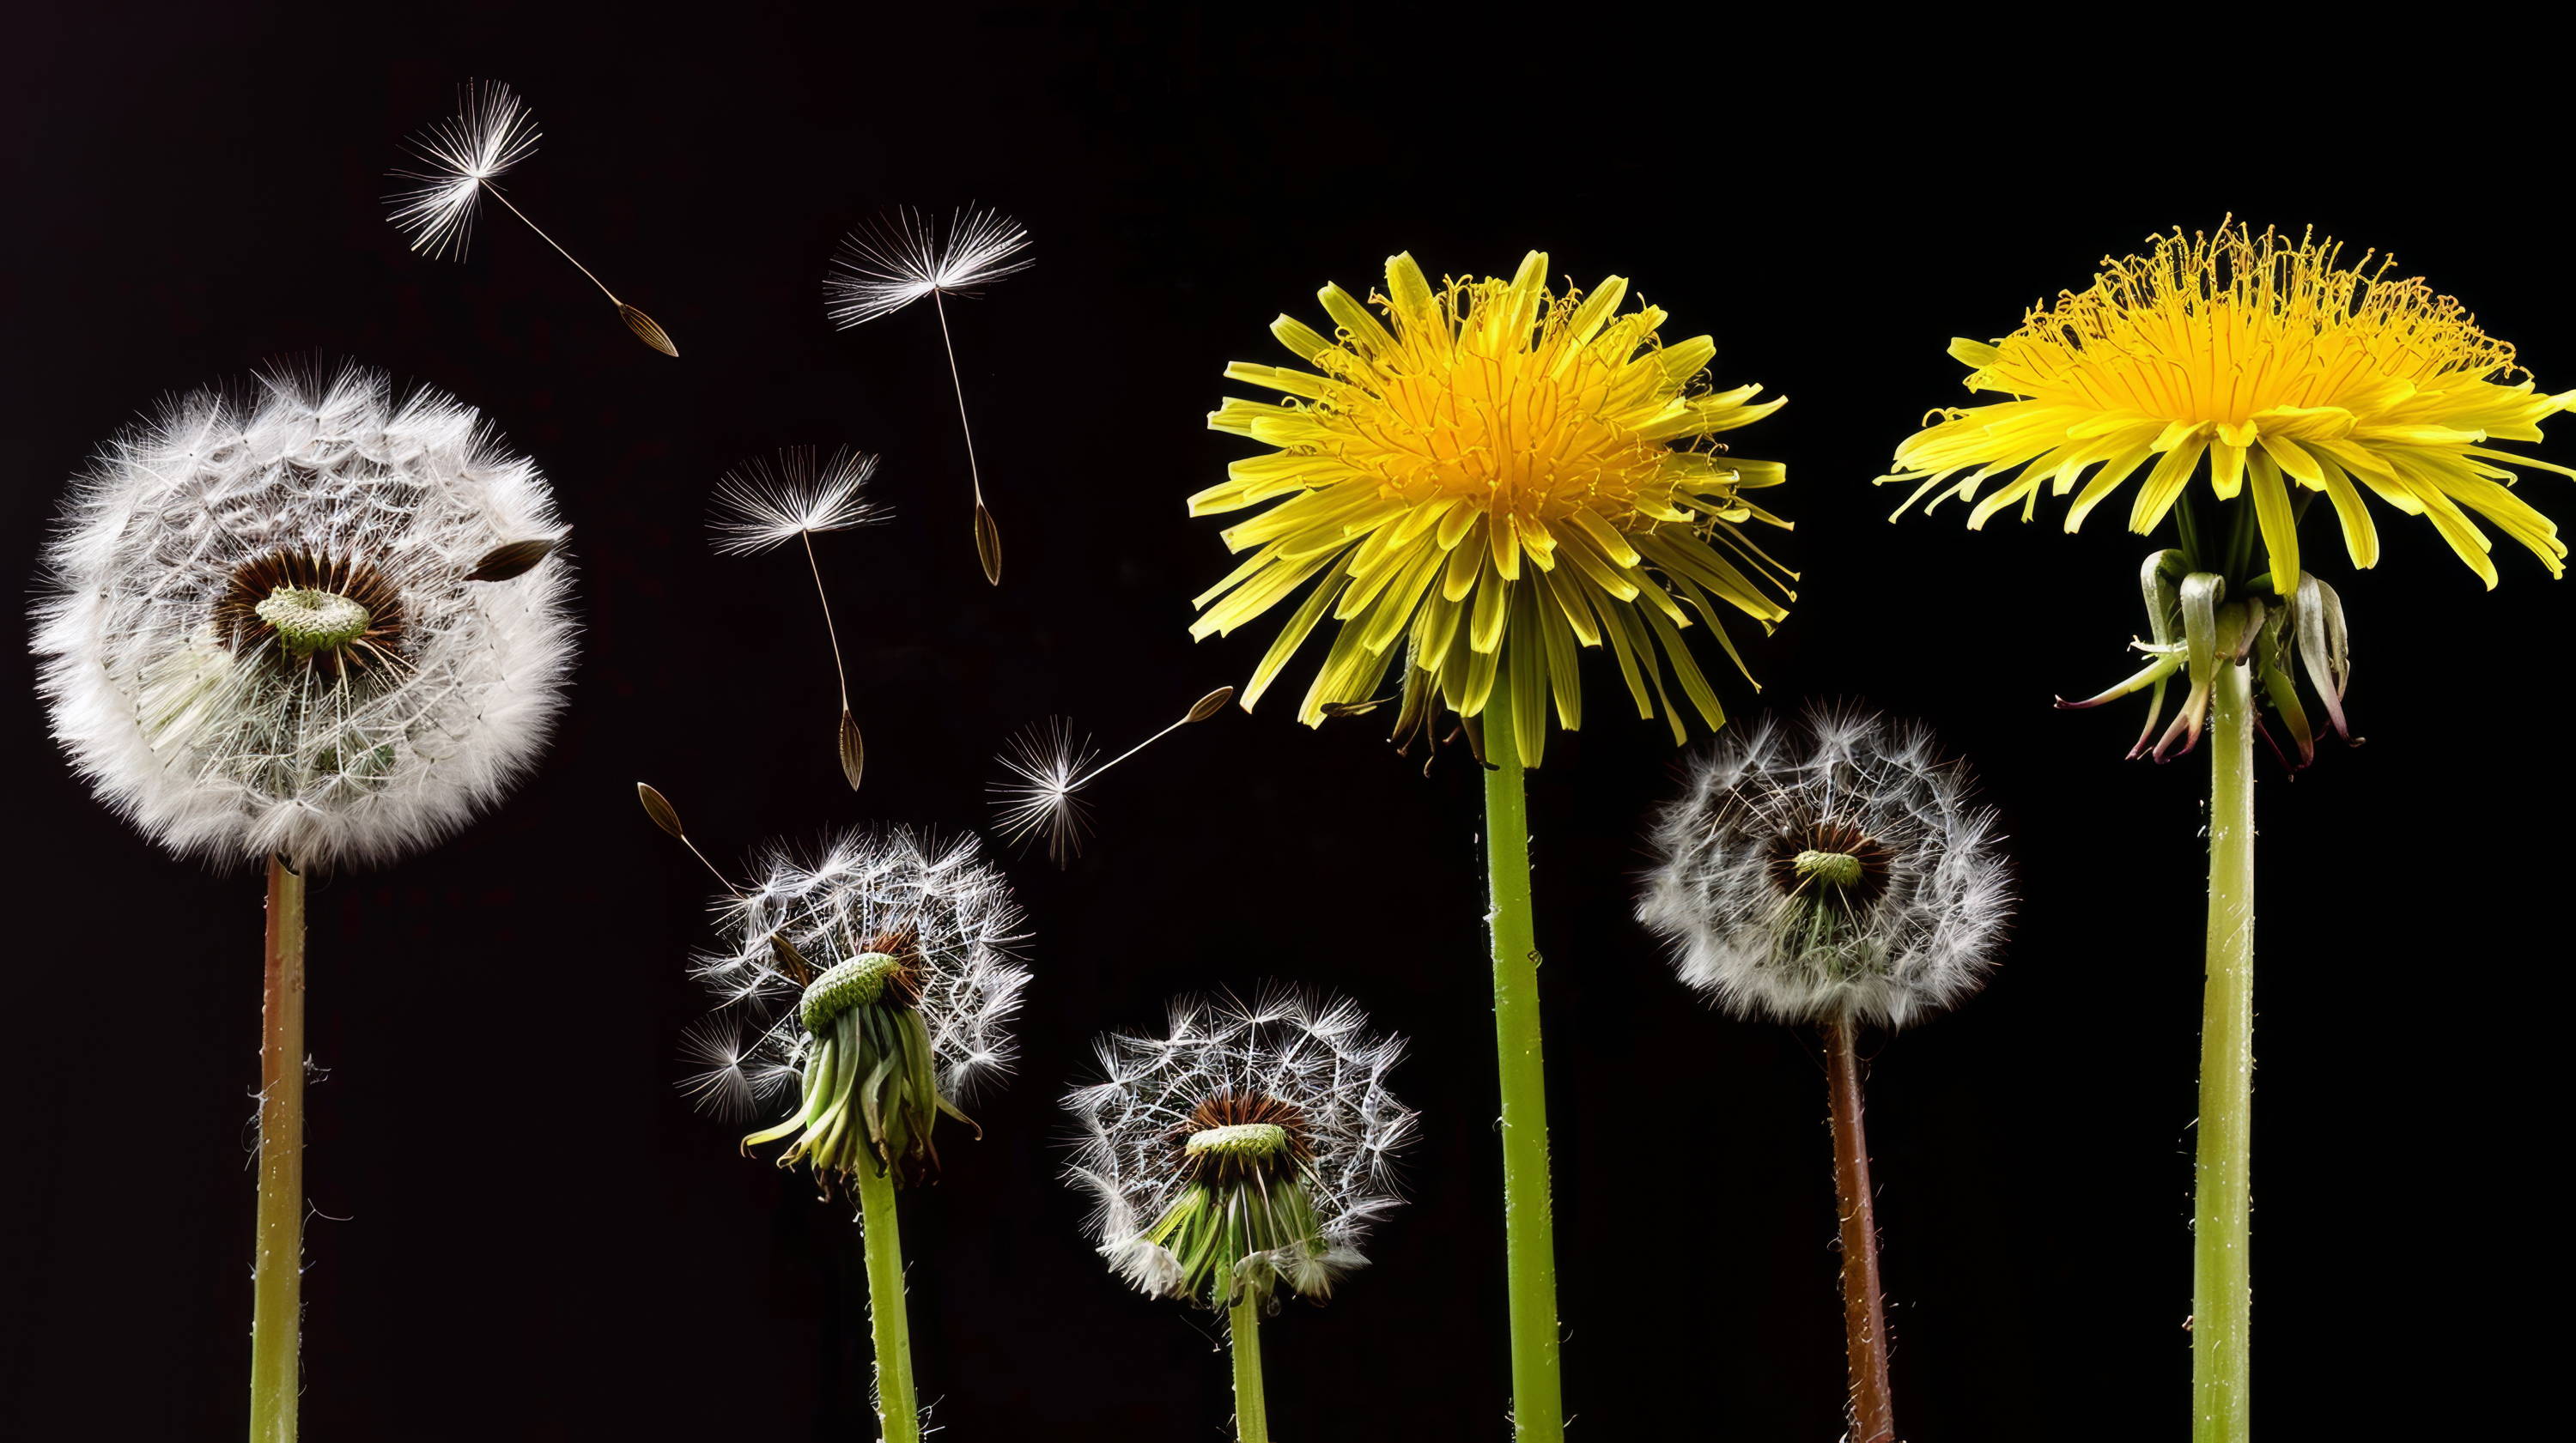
<box><xmin>1064</xmin><ymin>989</ymin><xmax>1415</xmax><ymax>1309</ymax></box>
<box><xmin>386</xmin><ymin>79</ymin><xmax>677</xmax><ymax>356</ymax></box>
<box><xmin>33</xmin><ymin>361</ymin><xmax>577</xmax><ymax>871</ymax></box>
<box><xmin>693</xmin><ymin>827</ymin><xmax>1031</xmax><ymax>1187</ymax></box>
<box><xmin>823</xmin><ymin>204</ymin><xmax>1032</xmax><ymax>585</ymax></box>
<box><xmin>989</xmin><ymin>687</ymin><xmax>1234</xmax><ymax>868</ymax></box>
<box><xmin>708</xmin><ymin>447</ymin><xmax>885</xmax><ymax>789</ymax></box>
<box><xmin>1637</xmin><ymin>706</ymin><xmax>2014</xmax><ymax>1029</ymax></box>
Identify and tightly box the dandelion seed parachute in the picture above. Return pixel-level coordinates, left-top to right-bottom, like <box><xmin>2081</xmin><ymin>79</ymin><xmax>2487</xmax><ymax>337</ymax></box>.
<box><xmin>387</xmin><ymin>80</ymin><xmax>678</xmax><ymax>356</ymax></box>
<box><xmin>1066</xmin><ymin>991</ymin><xmax>1415</xmax><ymax>1308</ymax></box>
<box><xmin>708</xmin><ymin>447</ymin><xmax>883</xmax><ymax>555</ymax></box>
<box><xmin>987</xmin><ymin>687</ymin><xmax>1233</xmax><ymax>869</ymax></box>
<box><xmin>823</xmin><ymin>205</ymin><xmax>1035</xmax><ymax>328</ymax></box>
<box><xmin>1637</xmin><ymin>708</ymin><xmax>2013</xmax><ymax>1029</ymax></box>
<box><xmin>990</xmin><ymin>718</ymin><xmax>1097</xmax><ymax>866</ymax></box>
<box><xmin>384</xmin><ymin>79</ymin><xmax>538</xmax><ymax>260</ymax></box>
<box><xmin>692</xmin><ymin>828</ymin><xmax>1030</xmax><ymax>1187</ymax></box>
<box><xmin>1194</xmin><ymin>250</ymin><xmax>1794</xmax><ymax>764</ymax></box>
<box><xmin>823</xmin><ymin>204</ymin><xmax>1031</xmax><ymax>585</ymax></box>
<box><xmin>33</xmin><ymin>363</ymin><xmax>577</xmax><ymax>870</ymax></box>
<box><xmin>1880</xmin><ymin>221</ymin><xmax>2575</xmax><ymax>594</ymax></box>
<box><xmin>708</xmin><ymin>447</ymin><xmax>884</xmax><ymax>788</ymax></box>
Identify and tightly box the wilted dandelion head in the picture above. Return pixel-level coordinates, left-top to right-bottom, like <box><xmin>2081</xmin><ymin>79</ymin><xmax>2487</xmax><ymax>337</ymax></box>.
<box><xmin>1065</xmin><ymin>991</ymin><xmax>1414</xmax><ymax>1310</ymax></box>
<box><xmin>33</xmin><ymin>363</ymin><xmax>575</xmax><ymax>870</ymax></box>
<box><xmin>690</xmin><ymin>828</ymin><xmax>1030</xmax><ymax>1188</ymax></box>
<box><xmin>386</xmin><ymin>80</ymin><xmax>539</xmax><ymax>260</ymax></box>
<box><xmin>1637</xmin><ymin>709</ymin><xmax>2013</xmax><ymax>1030</ymax></box>
<box><xmin>1881</xmin><ymin>220</ymin><xmax>2574</xmax><ymax>595</ymax></box>
<box><xmin>1193</xmin><ymin>251</ymin><xmax>1793</xmax><ymax>766</ymax></box>
<box><xmin>824</xmin><ymin>205</ymin><xmax>1034</xmax><ymax>329</ymax></box>
<box><xmin>708</xmin><ymin>447</ymin><xmax>884</xmax><ymax>555</ymax></box>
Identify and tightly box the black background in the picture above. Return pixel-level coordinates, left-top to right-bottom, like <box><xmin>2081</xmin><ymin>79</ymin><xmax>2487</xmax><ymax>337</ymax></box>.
<box><xmin>6</xmin><ymin>7</ymin><xmax>2570</xmax><ymax>1440</ymax></box>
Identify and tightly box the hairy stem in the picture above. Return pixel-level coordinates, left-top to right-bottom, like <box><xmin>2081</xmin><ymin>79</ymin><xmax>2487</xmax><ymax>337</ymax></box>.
<box><xmin>1228</xmin><ymin>1293</ymin><xmax>1269</xmax><ymax>1443</ymax></box>
<box><xmin>1824</xmin><ymin>1015</ymin><xmax>1897</xmax><ymax>1443</ymax></box>
<box><xmin>853</xmin><ymin>1164</ymin><xmax>920</xmax><ymax>1443</ymax></box>
<box><xmin>249</xmin><ymin>856</ymin><xmax>306</xmax><ymax>1443</ymax></box>
<box><xmin>1480</xmin><ymin>686</ymin><xmax>1564</xmax><ymax>1443</ymax></box>
<box><xmin>2194</xmin><ymin>658</ymin><xmax>2257</xmax><ymax>1443</ymax></box>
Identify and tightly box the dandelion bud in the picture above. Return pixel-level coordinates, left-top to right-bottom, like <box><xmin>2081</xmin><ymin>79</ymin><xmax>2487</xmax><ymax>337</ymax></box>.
<box><xmin>1066</xmin><ymin>992</ymin><xmax>1415</xmax><ymax>1312</ymax></box>
<box><xmin>1637</xmin><ymin>708</ymin><xmax>2014</xmax><ymax>1029</ymax></box>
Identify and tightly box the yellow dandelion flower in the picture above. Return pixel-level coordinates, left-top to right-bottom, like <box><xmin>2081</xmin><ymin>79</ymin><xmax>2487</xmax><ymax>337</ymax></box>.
<box><xmin>1880</xmin><ymin>221</ymin><xmax>2574</xmax><ymax>594</ymax></box>
<box><xmin>1189</xmin><ymin>250</ymin><xmax>1792</xmax><ymax>766</ymax></box>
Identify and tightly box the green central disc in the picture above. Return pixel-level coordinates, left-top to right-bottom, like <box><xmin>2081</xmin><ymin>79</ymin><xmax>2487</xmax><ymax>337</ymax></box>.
<box><xmin>1184</xmin><ymin>1122</ymin><xmax>1290</xmax><ymax>1159</ymax></box>
<box><xmin>1792</xmin><ymin>850</ymin><xmax>1864</xmax><ymax>888</ymax></box>
<box><xmin>256</xmin><ymin>586</ymin><xmax>371</xmax><ymax>655</ymax></box>
<box><xmin>799</xmin><ymin>952</ymin><xmax>902</xmax><ymax>1032</ymax></box>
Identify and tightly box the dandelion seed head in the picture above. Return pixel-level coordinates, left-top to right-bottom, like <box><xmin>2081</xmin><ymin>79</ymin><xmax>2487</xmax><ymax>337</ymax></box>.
<box><xmin>33</xmin><ymin>362</ymin><xmax>576</xmax><ymax>870</ymax></box>
<box><xmin>386</xmin><ymin>80</ymin><xmax>539</xmax><ymax>260</ymax></box>
<box><xmin>696</xmin><ymin>827</ymin><xmax>1030</xmax><ymax>1107</ymax></box>
<box><xmin>1064</xmin><ymin>990</ymin><xmax>1415</xmax><ymax>1307</ymax></box>
<box><xmin>708</xmin><ymin>447</ymin><xmax>884</xmax><ymax>555</ymax></box>
<box><xmin>1637</xmin><ymin>707</ymin><xmax>2014</xmax><ymax>1029</ymax></box>
<box><xmin>824</xmin><ymin>205</ymin><xmax>1034</xmax><ymax>329</ymax></box>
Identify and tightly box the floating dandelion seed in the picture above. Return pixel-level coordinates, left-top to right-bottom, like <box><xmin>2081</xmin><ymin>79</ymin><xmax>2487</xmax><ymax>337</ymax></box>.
<box><xmin>825</xmin><ymin>204</ymin><xmax>1033</xmax><ymax>585</ymax></box>
<box><xmin>387</xmin><ymin>79</ymin><xmax>677</xmax><ymax>356</ymax></box>
<box><xmin>708</xmin><ymin>448</ymin><xmax>885</xmax><ymax>789</ymax></box>
<box><xmin>989</xmin><ymin>686</ymin><xmax>1234</xmax><ymax>867</ymax></box>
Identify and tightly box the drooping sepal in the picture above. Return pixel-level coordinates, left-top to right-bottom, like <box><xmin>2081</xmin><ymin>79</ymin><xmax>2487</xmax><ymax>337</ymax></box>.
<box><xmin>743</xmin><ymin>949</ymin><xmax>975</xmax><ymax>1192</ymax></box>
<box><xmin>2063</xmin><ymin>549</ymin><xmax>2358</xmax><ymax>767</ymax></box>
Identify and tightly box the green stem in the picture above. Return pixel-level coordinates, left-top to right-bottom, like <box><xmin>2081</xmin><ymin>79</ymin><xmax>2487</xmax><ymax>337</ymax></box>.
<box><xmin>853</xmin><ymin>1164</ymin><xmax>920</xmax><ymax>1443</ymax></box>
<box><xmin>1228</xmin><ymin>1293</ymin><xmax>1269</xmax><ymax>1443</ymax></box>
<box><xmin>2193</xmin><ymin>656</ymin><xmax>2257</xmax><ymax>1443</ymax></box>
<box><xmin>1480</xmin><ymin>685</ymin><xmax>1564</xmax><ymax>1443</ymax></box>
<box><xmin>250</xmin><ymin>856</ymin><xmax>305</xmax><ymax>1443</ymax></box>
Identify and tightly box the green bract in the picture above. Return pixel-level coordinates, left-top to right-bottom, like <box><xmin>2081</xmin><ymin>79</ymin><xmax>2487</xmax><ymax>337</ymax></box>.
<box><xmin>744</xmin><ymin>949</ymin><xmax>975</xmax><ymax>1189</ymax></box>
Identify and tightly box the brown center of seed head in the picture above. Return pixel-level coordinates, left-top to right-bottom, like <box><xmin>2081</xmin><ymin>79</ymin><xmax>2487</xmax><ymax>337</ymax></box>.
<box><xmin>1768</xmin><ymin>820</ymin><xmax>1895</xmax><ymax>908</ymax></box>
<box><xmin>215</xmin><ymin>548</ymin><xmax>409</xmax><ymax>680</ymax></box>
<box><xmin>1176</xmin><ymin>1092</ymin><xmax>1313</xmax><ymax>1185</ymax></box>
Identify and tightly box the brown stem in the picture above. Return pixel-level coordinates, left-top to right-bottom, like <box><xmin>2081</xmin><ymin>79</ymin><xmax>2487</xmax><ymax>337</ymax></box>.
<box><xmin>251</xmin><ymin>854</ymin><xmax>307</xmax><ymax>1442</ymax></box>
<box><xmin>1825</xmin><ymin>1014</ymin><xmax>1897</xmax><ymax>1443</ymax></box>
